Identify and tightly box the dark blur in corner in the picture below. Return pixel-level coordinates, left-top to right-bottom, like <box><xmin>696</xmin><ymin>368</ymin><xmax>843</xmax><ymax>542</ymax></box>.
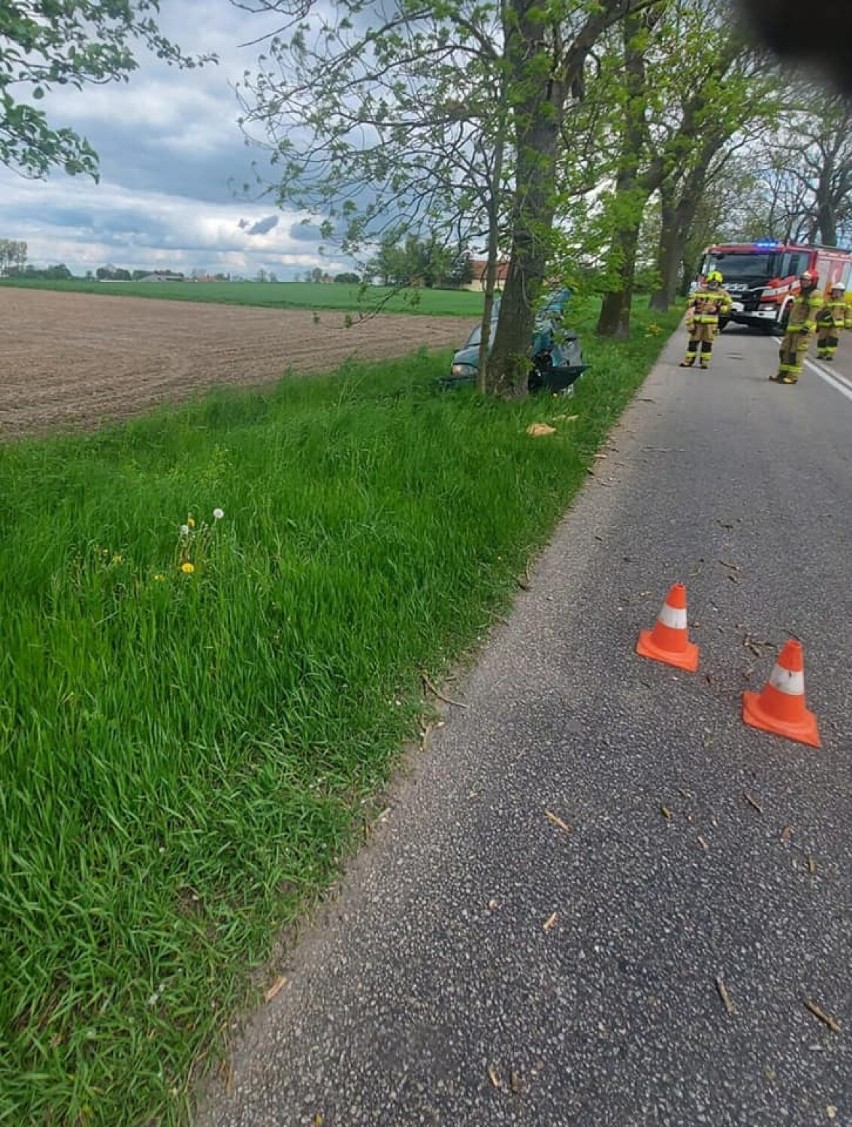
<box><xmin>737</xmin><ymin>0</ymin><xmax>852</xmax><ymax>93</ymax></box>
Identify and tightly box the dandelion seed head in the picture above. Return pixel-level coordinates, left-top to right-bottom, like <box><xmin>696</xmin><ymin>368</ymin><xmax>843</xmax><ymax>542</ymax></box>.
<box><xmin>180</xmin><ymin>524</ymin><xmax>190</xmax><ymax>537</ymax></box>
<box><xmin>213</xmin><ymin>508</ymin><xmax>224</xmax><ymax>520</ymax></box>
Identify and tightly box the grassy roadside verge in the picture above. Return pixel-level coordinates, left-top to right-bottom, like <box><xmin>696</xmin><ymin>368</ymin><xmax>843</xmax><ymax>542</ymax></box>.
<box><xmin>0</xmin><ymin>302</ymin><xmax>679</xmax><ymax>1125</ymax></box>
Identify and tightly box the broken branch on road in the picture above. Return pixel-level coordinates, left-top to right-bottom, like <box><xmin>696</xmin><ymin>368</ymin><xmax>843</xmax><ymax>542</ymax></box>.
<box><xmin>421</xmin><ymin>673</ymin><xmax>468</xmax><ymax>708</ymax></box>
<box><xmin>545</xmin><ymin>809</ymin><xmax>572</xmax><ymax>836</ymax></box>
<box><xmin>804</xmin><ymin>1000</ymin><xmax>841</xmax><ymax>1033</ymax></box>
<box><xmin>715</xmin><ymin>976</ymin><xmax>735</xmax><ymax>1014</ymax></box>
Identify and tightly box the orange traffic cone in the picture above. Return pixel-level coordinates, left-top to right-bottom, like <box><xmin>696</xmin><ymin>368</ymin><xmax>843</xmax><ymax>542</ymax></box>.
<box><xmin>742</xmin><ymin>639</ymin><xmax>821</xmax><ymax>747</ymax></box>
<box><xmin>636</xmin><ymin>583</ymin><xmax>699</xmax><ymax>672</ymax></box>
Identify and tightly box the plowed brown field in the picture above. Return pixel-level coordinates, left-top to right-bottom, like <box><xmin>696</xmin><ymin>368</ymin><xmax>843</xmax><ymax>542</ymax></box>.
<box><xmin>0</xmin><ymin>289</ymin><xmax>475</xmax><ymax>439</ymax></box>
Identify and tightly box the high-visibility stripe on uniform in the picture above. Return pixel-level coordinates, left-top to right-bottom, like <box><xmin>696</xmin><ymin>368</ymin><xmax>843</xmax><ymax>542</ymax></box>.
<box><xmin>658</xmin><ymin>603</ymin><xmax>688</xmax><ymax>630</ymax></box>
<box><xmin>768</xmin><ymin>664</ymin><xmax>805</xmax><ymax>696</ymax></box>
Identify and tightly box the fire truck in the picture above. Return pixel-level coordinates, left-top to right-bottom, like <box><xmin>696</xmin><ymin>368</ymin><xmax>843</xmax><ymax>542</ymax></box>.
<box><xmin>695</xmin><ymin>240</ymin><xmax>852</xmax><ymax>331</ymax></box>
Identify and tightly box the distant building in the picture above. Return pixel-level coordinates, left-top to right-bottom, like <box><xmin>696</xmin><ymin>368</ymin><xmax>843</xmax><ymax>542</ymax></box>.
<box><xmin>465</xmin><ymin>259</ymin><xmax>509</xmax><ymax>292</ymax></box>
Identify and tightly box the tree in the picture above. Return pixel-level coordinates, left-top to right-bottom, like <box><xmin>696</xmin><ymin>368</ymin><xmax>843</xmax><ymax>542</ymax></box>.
<box><xmin>646</xmin><ymin>67</ymin><xmax>784</xmax><ymax>310</ymax></box>
<box><xmin>641</xmin><ymin>149</ymin><xmax>766</xmax><ymax>300</ymax></box>
<box><xmin>593</xmin><ymin>3</ymin><xmax>668</xmax><ymax>340</ymax></box>
<box><xmin>237</xmin><ymin>0</ymin><xmax>651</xmax><ymax>397</ymax></box>
<box><xmin>367</xmin><ymin>234</ymin><xmax>456</xmax><ymax>288</ymax></box>
<box><xmin>1</xmin><ymin>2</ymin><xmax>214</xmax><ymax>178</ymax></box>
<box><xmin>334</xmin><ymin>272</ymin><xmax>360</xmax><ymax>284</ymax></box>
<box><xmin>579</xmin><ymin>0</ymin><xmax>783</xmax><ymax>331</ymax></box>
<box><xmin>0</xmin><ymin>238</ymin><xmax>27</xmax><ymax>275</ymax></box>
<box><xmin>96</xmin><ymin>264</ymin><xmax>130</xmax><ymax>281</ymax></box>
<box><xmin>448</xmin><ymin>252</ymin><xmax>474</xmax><ymax>288</ymax></box>
<box><xmin>369</xmin><ymin>236</ymin><xmax>410</xmax><ymax>288</ymax></box>
<box><xmin>483</xmin><ymin>0</ymin><xmax>653</xmax><ymax>392</ymax></box>
<box><xmin>759</xmin><ymin>93</ymin><xmax>852</xmax><ymax>247</ymax></box>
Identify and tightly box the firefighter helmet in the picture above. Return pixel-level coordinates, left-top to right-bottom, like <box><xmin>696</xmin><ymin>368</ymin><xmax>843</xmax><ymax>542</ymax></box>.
<box><xmin>830</xmin><ymin>281</ymin><xmax>845</xmax><ymax>293</ymax></box>
<box><xmin>799</xmin><ymin>270</ymin><xmax>819</xmax><ymax>286</ymax></box>
<box><xmin>706</xmin><ymin>270</ymin><xmax>723</xmax><ymax>284</ymax></box>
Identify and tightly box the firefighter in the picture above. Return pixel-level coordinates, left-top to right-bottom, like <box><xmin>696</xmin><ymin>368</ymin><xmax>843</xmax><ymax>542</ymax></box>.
<box><xmin>680</xmin><ymin>270</ymin><xmax>732</xmax><ymax>370</ymax></box>
<box><xmin>772</xmin><ymin>270</ymin><xmax>823</xmax><ymax>384</ymax></box>
<box><xmin>815</xmin><ymin>282</ymin><xmax>851</xmax><ymax>360</ymax></box>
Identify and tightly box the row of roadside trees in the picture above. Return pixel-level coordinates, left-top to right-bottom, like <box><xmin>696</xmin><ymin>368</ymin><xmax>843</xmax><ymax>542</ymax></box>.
<box><xmin>233</xmin><ymin>0</ymin><xmax>852</xmax><ymax>390</ymax></box>
<box><xmin>2</xmin><ymin>0</ymin><xmax>851</xmax><ymax>396</ymax></box>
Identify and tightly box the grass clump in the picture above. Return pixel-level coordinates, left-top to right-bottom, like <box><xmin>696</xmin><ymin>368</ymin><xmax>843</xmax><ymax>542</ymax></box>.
<box><xmin>0</xmin><ymin>301</ymin><xmax>679</xmax><ymax>1125</ymax></box>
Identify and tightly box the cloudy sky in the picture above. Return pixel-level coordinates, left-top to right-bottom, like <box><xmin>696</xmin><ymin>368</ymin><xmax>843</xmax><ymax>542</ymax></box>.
<box><xmin>0</xmin><ymin>1</ymin><xmax>354</xmax><ymax>280</ymax></box>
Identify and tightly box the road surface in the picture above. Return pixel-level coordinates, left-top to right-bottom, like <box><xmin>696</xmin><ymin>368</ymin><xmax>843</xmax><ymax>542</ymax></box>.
<box><xmin>198</xmin><ymin>325</ymin><xmax>852</xmax><ymax>1127</ymax></box>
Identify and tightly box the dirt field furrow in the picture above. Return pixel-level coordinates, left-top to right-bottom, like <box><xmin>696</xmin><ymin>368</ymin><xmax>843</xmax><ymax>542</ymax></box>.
<box><xmin>0</xmin><ymin>289</ymin><xmax>475</xmax><ymax>438</ymax></box>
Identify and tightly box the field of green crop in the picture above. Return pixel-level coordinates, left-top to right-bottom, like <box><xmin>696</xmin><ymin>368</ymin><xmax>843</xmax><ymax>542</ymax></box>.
<box><xmin>0</xmin><ymin>277</ymin><xmax>486</xmax><ymax>316</ymax></box>
<box><xmin>0</xmin><ymin>301</ymin><xmax>679</xmax><ymax>1125</ymax></box>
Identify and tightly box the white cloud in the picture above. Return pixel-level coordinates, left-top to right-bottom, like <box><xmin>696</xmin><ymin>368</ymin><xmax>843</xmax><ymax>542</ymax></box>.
<box><xmin>0</xmin><ymin>172</ymin><xmax>352</xmax><ymax>279</ymax></box>
<box><xmin>0</xmin><ymin>1</ymin><xmax>354</xmax><ymax>279</ymax></box>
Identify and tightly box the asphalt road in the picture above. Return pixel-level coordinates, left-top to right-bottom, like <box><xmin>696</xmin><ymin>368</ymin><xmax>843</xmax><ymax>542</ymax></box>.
<box><xmin>198</xmin><ymin>325</ymin><xmax>852</xmax><ymax>1127</ymax></box>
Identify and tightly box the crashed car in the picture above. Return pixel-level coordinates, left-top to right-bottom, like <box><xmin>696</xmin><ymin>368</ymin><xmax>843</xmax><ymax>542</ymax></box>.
<box><xmin>445</xmin><ymin>288</ymin><xmax>589</xmax><ymax>392</ymax></box>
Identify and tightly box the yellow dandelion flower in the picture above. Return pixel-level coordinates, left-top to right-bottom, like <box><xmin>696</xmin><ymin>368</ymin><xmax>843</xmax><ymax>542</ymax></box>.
<box><xmin>187</xmin><ymin>517</ymin><xmax>196</xmax><ymax>528</ymax></box>
<box><xmin>112</xmin><ymin>554</ymin><xmax>123</xmax><ymax>564</ymax></box>
<box><xmin>181</xmin><ymin>562</ymin><xmax>195</xmax><ymax>574</ymax></box>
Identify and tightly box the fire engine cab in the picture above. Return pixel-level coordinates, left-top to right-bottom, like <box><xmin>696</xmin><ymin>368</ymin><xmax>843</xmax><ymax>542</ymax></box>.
<box><xmin>695</xmin><ymin>240</ymin><xmax>852</xmax><ymax>331</ymax></box>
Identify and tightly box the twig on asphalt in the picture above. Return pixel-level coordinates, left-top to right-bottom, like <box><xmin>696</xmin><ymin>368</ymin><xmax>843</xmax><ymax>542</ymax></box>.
<box><xmin>544</xmin><ymin>809</ymin><xmax>572</xmax><ymax>835</ymax></box>
<box><xmin>421</xmin><ymin>673</ymin><xmax>468</xmax><ymax>708</ymax></box>
<box><xmin>543</xmin><ymin>912</ymin><xmax>558</xmax><ymax>932</ymax></box>
<box><xmin>804</xmin><ymin>1000</ymin><xmax>841</xmax><ymax>1033</ymax></box>
<box><xmin>744</xmin><ymin>793</ymin><xmax>764</xmax><ymax>815</ymax></box>
<box><xmin>264</xmin><ymin>976</ymin><xmax>287</xmax><ymax>1003</ymax></box>
<box><xmin>715</xmin><ymin>976</ymin><xmax>735</xmax><ymax>1014</ymax></box>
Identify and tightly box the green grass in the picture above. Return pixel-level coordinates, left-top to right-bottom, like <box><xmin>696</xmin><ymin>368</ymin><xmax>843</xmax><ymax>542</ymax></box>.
<box><xmin>0</xmin><ymin>277</ymin><xmax>486</xmax><ymax>316</ymax></box>
<box><xmin>0</xmin><ymin>301</ymin><xmax>679</xmax><ymax>1125</ymax></box>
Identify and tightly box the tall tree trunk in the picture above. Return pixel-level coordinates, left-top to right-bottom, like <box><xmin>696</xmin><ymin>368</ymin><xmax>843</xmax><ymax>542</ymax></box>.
<box><xmin>596</xmin><ymin>215</ymin><xmax>643</xmax><ymax>338</ymax></box>
<box><xmin>485</xmin><ymin>0</ymin><xmax>563</xmax><ymax>397</ymax></box>
<box><xmin>485</xmin><ymin>0</ymin><xmax>639</xmax><ymax>396</ymax></box>
<box><xmin>815</xmin><ymin>163</ymin><xmax>838</xmax><ymax>245</ymax></box>
<box><xmin>649</xmin><ymin>158</ymin><xmax>712</xmax><ymax>311</ymax></box>
<box><xmin>596</xmin><ymin>7</ymin><xmax>661</xmax><ymax>340</ymax></box>
<box><xmin>678</xmin><ymin>252</ymin><xmax>693</xmax><ymax>296</ymax></box>
<box><xmin>477</xmin><ymin>95</ymin><xmax>507</xmax><ymax>395</ymax></box>
<box><xmin>649</xmin><ymin>183</ymin><xmax>678</xmax><ymax>312</ymax></box>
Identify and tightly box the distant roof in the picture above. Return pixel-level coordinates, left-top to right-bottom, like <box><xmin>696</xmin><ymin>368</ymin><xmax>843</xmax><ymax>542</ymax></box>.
<box><xmin>471</xmin><ymin>259</ymin><xmax>509</xmax><ymax>282</ymax></box>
